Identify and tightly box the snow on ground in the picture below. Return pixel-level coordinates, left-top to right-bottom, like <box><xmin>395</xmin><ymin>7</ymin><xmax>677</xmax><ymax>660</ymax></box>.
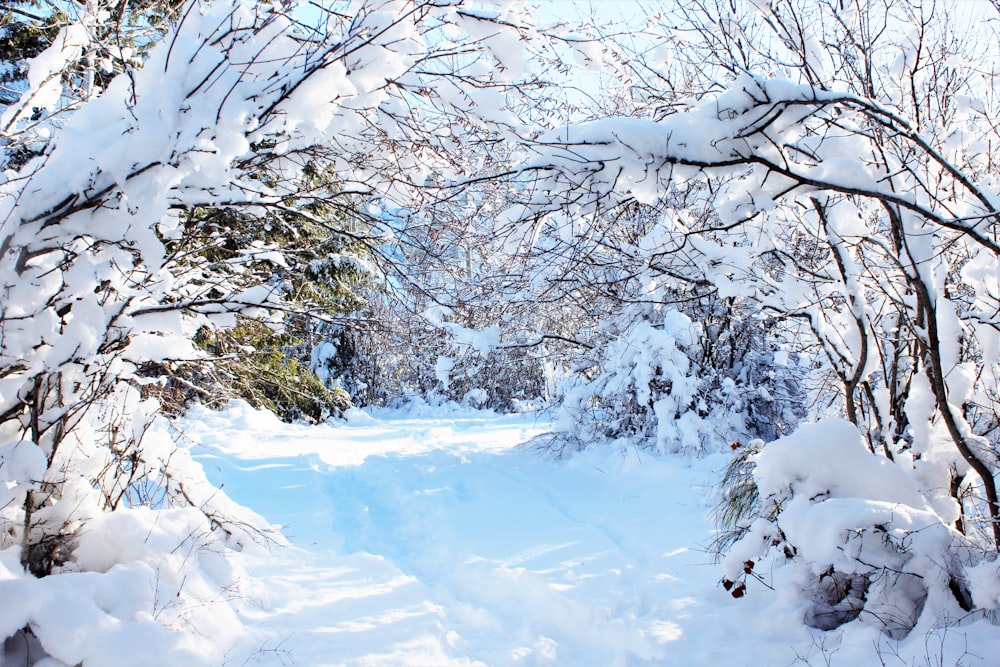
<box><xmin>177</xmin><ymin>402</ymin><xmax>981</xmax><ymax>666</ymax></box>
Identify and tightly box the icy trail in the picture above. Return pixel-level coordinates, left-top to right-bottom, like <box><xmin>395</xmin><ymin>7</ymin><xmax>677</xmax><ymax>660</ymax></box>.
<box><xmin>179</xmin><ymin>403</ymin><xmax>815</xmax><ymax>666</ymax></box>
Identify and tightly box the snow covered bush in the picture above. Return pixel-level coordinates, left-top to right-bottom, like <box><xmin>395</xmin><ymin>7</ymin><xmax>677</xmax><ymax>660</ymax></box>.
<box><xmin>190</xmin><ymin>318</ymin><xmax>352</xmax><ymax>422</ymax></box>
<box><xmin>0</xmin><ymin>408</ymin><xmax>272</xmax><ymax>666</ymax></box>
<box><xmin>721</xmin><ymin>419</ymin><xmax>975</xmax><ymax>639</ymax></box>
<box><xmin>557</xmin><ymin>310</ymin><xmax>717</xmax><ymax>455</ymax></box>
<box><xmin>553</xmin><ymin>301</ymin><xmax>800</xmax><ymax>455</ymax></box>
<box><xmin>329</xmin><ymin>306</ymin><xmax>550</xmax><ymax>412</ymax></box>
<box><xmin>315</xmin><ymin>202</ymin><xmax>563</xmax><ymax>411</ymax></box>
<box><xmin>156</xmin><ymin>173</ymin><xmax>375</xmax><ymax>420</ymax></box>
<box><xmin>533</xmin><ymin>202</ymin><xmax>802</xmax><ymax>456</ymax></box>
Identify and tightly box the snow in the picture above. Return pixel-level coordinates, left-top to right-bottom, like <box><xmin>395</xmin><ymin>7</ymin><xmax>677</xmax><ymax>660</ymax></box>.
<box><xmin>142</xmin><ymin>402</ymin><xmax>995</xmax><ymax>667</ymax></box>
<box><xmin>2</xmin><ymin>400</ymin><xmax>999</xmax><ymax>665</ymax></box>
<box><xmin>174</xmin><ymin>403</ymin><xmax>752</xmax><ymax>665</ymax></box>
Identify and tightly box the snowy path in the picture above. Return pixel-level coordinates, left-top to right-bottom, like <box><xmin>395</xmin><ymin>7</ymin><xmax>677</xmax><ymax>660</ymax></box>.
<box><xmin>181</xmin><ymin>404</ymin><xmax>810</xmax><ymax>666</ymax></box>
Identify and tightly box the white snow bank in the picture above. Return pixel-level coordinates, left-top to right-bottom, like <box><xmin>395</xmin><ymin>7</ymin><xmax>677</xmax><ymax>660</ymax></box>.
<box><xmin>177</xmin><ymin>402</ymin><xmax>1000</xmax><ymax>667</ymax></box>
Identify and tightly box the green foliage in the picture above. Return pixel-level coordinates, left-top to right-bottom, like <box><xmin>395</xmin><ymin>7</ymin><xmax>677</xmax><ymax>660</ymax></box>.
<box><xmin>710</xmin><ymin>440</ymin><xmax>762</xmax><ymax>558</ymax></box>
<box><xmin>158</xmin><ymin>166</ymin><xmax>377</xmax><ymax>420</ymax></box>
<box><xmin>193</xmin><ymin>319</ymin><xmax>352</xmax><ymax>423</ymax></box>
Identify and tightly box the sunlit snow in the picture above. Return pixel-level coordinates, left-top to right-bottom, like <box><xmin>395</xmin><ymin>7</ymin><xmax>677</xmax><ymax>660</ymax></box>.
<box><xmin>165</xmin><ymin>402</ymin><xmax>995</xmax><ymax>666</ymax></box>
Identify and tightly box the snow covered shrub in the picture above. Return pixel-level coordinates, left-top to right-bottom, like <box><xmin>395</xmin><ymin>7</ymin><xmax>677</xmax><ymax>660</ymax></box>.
<box><xmin>557</xmin><ymin>310</ymin><xmax>705</xmax><ymax>454</ymax></box>
<box><xmin>691</xmin><ymin>298</ymin><xmax>805</xmax><ymax>444</ymax></box>
<box><xmin>362</xmin><ymin>253</ymin><xmax>555</xmax><ymax>411</ymax></box>
<box><xmin>551</xmin><ymin>291</ymin><xmax>800</xmax><ymax>456</ymax></box>
<box><xmin>149</xmin><ymin>167</ymin><xmax>374</xmax><ymax>420</ymax></box>
<box><xmin>308</xmin><ymin>294</ymin><xmax>451</xmax><ymax>408</ymax></box>
<box><xmin>721</xmin><ymin>420</ymin><xmax>976</xmax><ymax>639</ymax></box>
<box><xmin>430</xmin><ymin>316</ymin><xmax>548</xmax><ymax>411</ymax></box>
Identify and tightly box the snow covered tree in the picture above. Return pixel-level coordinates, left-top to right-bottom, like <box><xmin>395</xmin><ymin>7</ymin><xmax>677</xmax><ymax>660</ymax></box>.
<box><xmin>501</xmin><ymin>0</ymin><xmax>1000</xmax><ymax>641</ymax></box>
<box><xmin>304</xmin><ymin>33</ymin><xmax>619</xmax><ymax>411</ymax></box>
<box><xmin>0</xmin><ymin>0</ymin><xmax>581</xmax><ymax>661</ymax></box>
<box><xmin>349</xmin><ymin>191</ymin><xmax>565</xmax><ymax>410</ymax></box>
<box><xmin>155</xmin><ymin>166</ymin><xmax>376</xmax><ymax>421</ymax></box>
<box><xmin>1</xmin><ymin>0</ymin><xmax>185</xmax><ymax>169</ymax></box>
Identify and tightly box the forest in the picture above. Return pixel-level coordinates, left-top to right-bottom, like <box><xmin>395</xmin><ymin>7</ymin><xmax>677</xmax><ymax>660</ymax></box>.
<box><xmin>2</xmin><ymin>0</ymin><xmax>1000</xmax><ymax>664</ymax></box>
